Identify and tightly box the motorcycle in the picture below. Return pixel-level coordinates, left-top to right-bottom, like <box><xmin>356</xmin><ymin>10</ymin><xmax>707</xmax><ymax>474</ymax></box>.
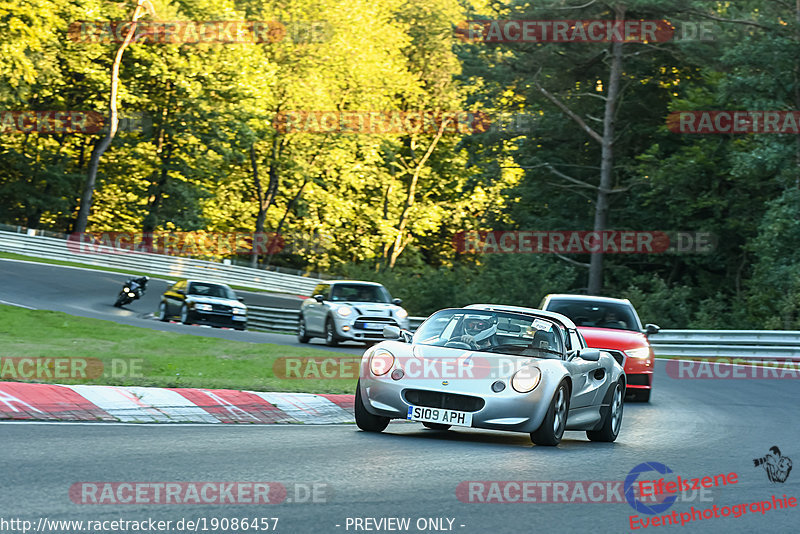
<box><xmin>114</xmin><ymin>276</ymin><xmax>149</xmax><ymax>307</ymax></box>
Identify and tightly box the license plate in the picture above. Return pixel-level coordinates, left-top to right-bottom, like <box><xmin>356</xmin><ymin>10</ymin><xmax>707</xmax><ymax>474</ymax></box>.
<box><xmin>407</xmin><ymin>405</ymin><xmax>472</xmax><ymax>427</ymax></box>
<box><xmin>360</xmin><ymin>322</ymin><xmax>385</xmax><ymax>330</ymax></box>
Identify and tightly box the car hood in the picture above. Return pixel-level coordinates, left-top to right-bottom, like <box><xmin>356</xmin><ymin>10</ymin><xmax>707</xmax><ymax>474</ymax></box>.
<box><xmin>186</xmin><ymin>296</ymin><xmax>246</xmax><ymax>309</ymax></box>
<box><xmin>377</xmin><ymin>342</ymin><xmax>539</xmax><ymax>379</ymax></box>
<box><xmin>578</xmin><ymin>326</ymin><xmax>649</xmax><ymax>350</ymax></box>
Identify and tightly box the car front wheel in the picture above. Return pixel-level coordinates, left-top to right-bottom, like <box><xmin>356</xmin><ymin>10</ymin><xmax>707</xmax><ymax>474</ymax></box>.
<box><xmin>180</xmin><ymin>304</ymin><xmax>191</xmax><ymax>325</ymax></box>
<box><xmin>587</xmin><ymin>380</ymin><xmax>624</xmax><ymax>442</ymax></box>
<box><xmin>530</xmin><ymin>381</ymin><xmax>570</xmax><ymax>446</ymax></box>
<box><xmin>355</xmin><ymin>381</ymin><xmax>389</xmax><ymax>432</ymax></box>
<box><xmin>297</xmin><ymin>314</ymin><xmax>311</xmax><ymax>343</ymax></box>
<box><xmin>325</xmin><ymin>318</ymin><xmax>339</xmax><ymax>346</ymax></box>
<box><xmin>158</xmin><ymin>302</ymin><xmax>168</xmax><ymax>322</ymax></box>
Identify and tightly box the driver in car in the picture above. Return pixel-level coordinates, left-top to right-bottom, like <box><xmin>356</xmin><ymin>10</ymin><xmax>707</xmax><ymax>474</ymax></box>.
<box><xmin>456</xmin><ymin>317</ymin><xmax>497</xmax><ymax>349</ymax></box>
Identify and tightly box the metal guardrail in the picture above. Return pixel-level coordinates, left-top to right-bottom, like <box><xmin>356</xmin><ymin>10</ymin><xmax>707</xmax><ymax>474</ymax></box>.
<box><xmin>245</xmin><ymin>306</ymin><xmax>426</xmax><ymax>334</ymax></box>
<box><xmin>649</xmin><ymin>330</ymin><xmax>800</xmax><ymax>360</ymax></box>
<box><xmin>0</xmin><ymin>230</ymin><xmax>320</xmax><ymax>296</ymax></box>
<box><xmin>244</xmin><ymin>309</ymin><xmax>800</xmax><ymax>360</ymax></box>
<box><xmin>247</xmin><ymin>307</ymin><xmax>301</xmax><ymax>333</ymax></box>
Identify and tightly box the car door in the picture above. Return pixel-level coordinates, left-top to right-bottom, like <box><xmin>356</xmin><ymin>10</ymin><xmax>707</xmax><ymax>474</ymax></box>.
<box><xmin>164</xmin><ymin>281</ymin><xmax>186</xmax><ymax>315</ymax></box>
<box><xmin>305</xmin><ymin>283</ymin><xmax>329</xmax><ymax>333</ymax></box>
<box><xmin>563</xmin><ymin>329</ymin><xmax>603</xmax><ymax>408</ymax></box>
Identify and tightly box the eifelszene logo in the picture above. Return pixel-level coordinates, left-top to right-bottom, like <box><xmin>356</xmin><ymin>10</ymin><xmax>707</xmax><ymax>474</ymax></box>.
<box><xmin>754</xmin><ymin>446</ymin><xmax>792</xmax><ymax>483</ymax></box>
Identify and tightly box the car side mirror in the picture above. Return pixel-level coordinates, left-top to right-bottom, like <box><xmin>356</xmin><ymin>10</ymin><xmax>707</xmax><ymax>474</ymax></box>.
<box><xmin>383</xmin><ymin>325</ymin><xmax>401</xmax><ymax>339</ymax></box>
<box><xmin>645</xmin><ymin>323</ymin><xmax>660</xmax><ymax>336</ymax></box>
<box><xmin>313</xmin><ymin>294</ymin><xmax>325</xmax><ymax>303</ymax></box>
<box><xmin>578</xmin><ymin>349</ymin><xmax>601</xmax><ymax>362</ymax></box>
<box><xmin>237</xmin><ymin>297</ymin><xmax>245</xmax><ymax>303</ymax></box>
<box><xmin>392</xmin><ymin>298</ymin><xmax>403</xmax><ymax>305</ymax></box>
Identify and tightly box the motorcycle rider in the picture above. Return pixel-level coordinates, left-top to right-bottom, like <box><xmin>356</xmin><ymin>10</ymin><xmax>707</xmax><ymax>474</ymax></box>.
<box><xmin>126</xmin><ymin>275</ymin><xmax>149</xmax><ymax>296</ymax></box>
<box><xmin>115</xmin><ymin>275</ymin><xmax>149</xmax><ymax>306</ymax></box>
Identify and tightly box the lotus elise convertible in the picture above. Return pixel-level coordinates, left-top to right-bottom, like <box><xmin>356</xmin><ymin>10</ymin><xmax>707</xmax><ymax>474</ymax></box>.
<box><xmin>355</xmin><ymin>304</ymin><xmax>626</xmax><ymax>446</ymax></box>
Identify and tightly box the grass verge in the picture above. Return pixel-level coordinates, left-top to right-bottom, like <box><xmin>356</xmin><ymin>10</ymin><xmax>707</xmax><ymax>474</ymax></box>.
<box><xmin>0</xmin><ymin>306</ymin><xmax>359</xmax><ymax>394</ymax></box>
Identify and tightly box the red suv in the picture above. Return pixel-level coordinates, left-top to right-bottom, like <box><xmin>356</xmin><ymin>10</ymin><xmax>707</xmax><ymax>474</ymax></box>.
<box><xmin>540</xmin><ymin>294</ymin><xmax>660</xmax><ymax>402</ymax></box>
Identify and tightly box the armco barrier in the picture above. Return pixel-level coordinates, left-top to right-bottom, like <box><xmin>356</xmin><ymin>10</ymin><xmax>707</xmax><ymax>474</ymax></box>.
<box><xmin>649</xmin><ymin>330</ymin><xmax>800</xmax><ymax>360</ymax></box>
<box><xmin>245</xmin><ymin>306</ymin><xmax>426</xmax><ymax>334</ymax></box>
<box><xmin>244</xmin><ymin>309</ymin><xmax>800</xmax><ymax>361</ymax></box>
<box><xmin>0</xmin><ymin>230</ymin><xmax>320</xmax><ymax>295</ymax></box>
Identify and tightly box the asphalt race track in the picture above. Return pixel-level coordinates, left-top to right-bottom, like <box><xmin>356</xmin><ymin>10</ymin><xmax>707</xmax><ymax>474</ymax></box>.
<box><xmin>2</xmin><ymin>369</ymin><xmax>799</xmax><ymax>534</ymax></box>
<box><xmin>0</xmin><ymin>258</ymin><xmax>364</xmax><ymax>354</ymax></box>
<box><xmin>2</xmin><ymin>257</ymin><xmax>800</xmax><ymax>533</ymax></box>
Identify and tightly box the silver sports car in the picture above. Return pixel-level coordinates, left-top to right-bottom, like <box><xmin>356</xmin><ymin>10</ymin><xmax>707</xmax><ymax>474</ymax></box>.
<box><xmin>355</xmin><ymin>304</ymin><xmax>626</xmax><ymax>446</ymax></box>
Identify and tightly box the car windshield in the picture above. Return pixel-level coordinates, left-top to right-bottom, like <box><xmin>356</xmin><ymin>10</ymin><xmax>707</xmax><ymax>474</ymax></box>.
<box><xmin>330</xmin><ymin>284</ymin><xmax>391</xmax><ymax>303</ymax></box>
<box><xmin>546</xmin><ymin>299</ymin><xmax>640</xmax><ymax>332</ymax></box>
<box><xmin>412</xmin><ymin>309</ymin><xmax>565</xmax><ymax>358</ymax></box>
<box><xmin>187</xmin><ymin>282</ymin><xmax>236</xmax><ymax>300</ymax></box>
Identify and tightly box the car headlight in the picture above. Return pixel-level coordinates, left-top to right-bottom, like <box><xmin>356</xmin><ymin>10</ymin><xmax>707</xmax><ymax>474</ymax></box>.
<box><xmin>336</xmin><ymin>306</ymin><xmax>352</xmax><ymax>317</ymax></box>
<box><xmin>123</xmin><ymin>286</ymin><xmax>130</xmax><ymax>292</ymax></box>
<box><xmin>625</xmin><ymin>347</ymin><xmax>651</xmax><ymax>359</ymax></box>
<box><xmin>233</xmin><ymin>308</ymin><xmax>246</xmax><ymax>315</ymax></box>
<box><xmin>369</xmin><ymin>349</ymin><xmax>395</xmax><ymax>376</ymax></box>
<box><xmin>195</xmin><ymin>303</ymin><xmax>213</xmax><ymax>312</ymax></box>
<box><xmin>396</xmin><ymin>308</ymin><xmax>408</xmax><ymax>319</ymax></box>
<box><xmin>511</xmin><ymin>366</ymin><xmax>541</xmax><ymax>393</ymax></box>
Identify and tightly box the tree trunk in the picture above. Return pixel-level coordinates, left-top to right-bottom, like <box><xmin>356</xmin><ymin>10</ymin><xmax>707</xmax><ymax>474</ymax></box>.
<box><xmin>73</xmin><ymin>3</ymin><xmax>148</xmax><ymax>233</ymax></box>
<box><xmin>249</xmin><ymin>136</ymin><xmax>282</xmax><ymax>267</ymax></box>
<box><xmin>587</xmin><ymin>5</ymin><xmax>625</xmax><ymax>295</ymax></box>
<box><xmin>264</xmin><ymin>178</ymin><xmax>309</xmax><ymax>268</ymax></box>
<box><xmin>387</xmin><ymin>119</ymin><xmax>448</xmax><ymax>268</ymax></box>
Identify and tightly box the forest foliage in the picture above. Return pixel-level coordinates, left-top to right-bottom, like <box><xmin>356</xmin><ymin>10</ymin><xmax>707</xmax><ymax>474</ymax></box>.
<box><xmin>1</xmin><ymin>0</ymin><xmax>799</xmax><ymax>327</ymax></box>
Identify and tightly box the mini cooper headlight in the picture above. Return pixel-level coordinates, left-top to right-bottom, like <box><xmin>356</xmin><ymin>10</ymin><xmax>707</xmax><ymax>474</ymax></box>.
<box><xmin>395</xmin><ymin>308</ymin><xmax>408</xmax><ymax>319</ymax></box>
<box><xmin>625</xmin><ymin>347</ymin><xmax>651</xmax><ymax>359</ymax></box>
<box><xmin>511</xmin><ymin>366</ymin><xmax>541</xmax><ymax>393</ymax></box>
<box><xmin>336</xmin><ymin>306</ymin><xmax>353</xmax><ymax>317</ymax></box>
<box><xmin>369</xmin><ymin>349</ymin><xmax>395</xmax><ymax>376</ymax></box>
<box><xmin>195</xmin><ymin>303</ymin><xmax>213</xmax><ymax>312</ymax></box>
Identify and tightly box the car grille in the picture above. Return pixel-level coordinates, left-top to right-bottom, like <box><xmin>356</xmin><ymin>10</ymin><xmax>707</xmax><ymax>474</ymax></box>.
<box><xmin>627</xmin><ymin>374</ymin><xmax>650</xmax><ymax>386</ymax></box>
<box><xmin>403</xmin><ymin>389</ymin><xmax>485</xmax><ymax>413</ymax></box>
<box><xmin>353</xmin><ymin>316</ymin><xmax>398</xmax><ymax>331</ymax></box>
<box><xmin>211</xmin><ymin>304</ymin><xmax>232</xmax><ymax>313</ymax></box>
